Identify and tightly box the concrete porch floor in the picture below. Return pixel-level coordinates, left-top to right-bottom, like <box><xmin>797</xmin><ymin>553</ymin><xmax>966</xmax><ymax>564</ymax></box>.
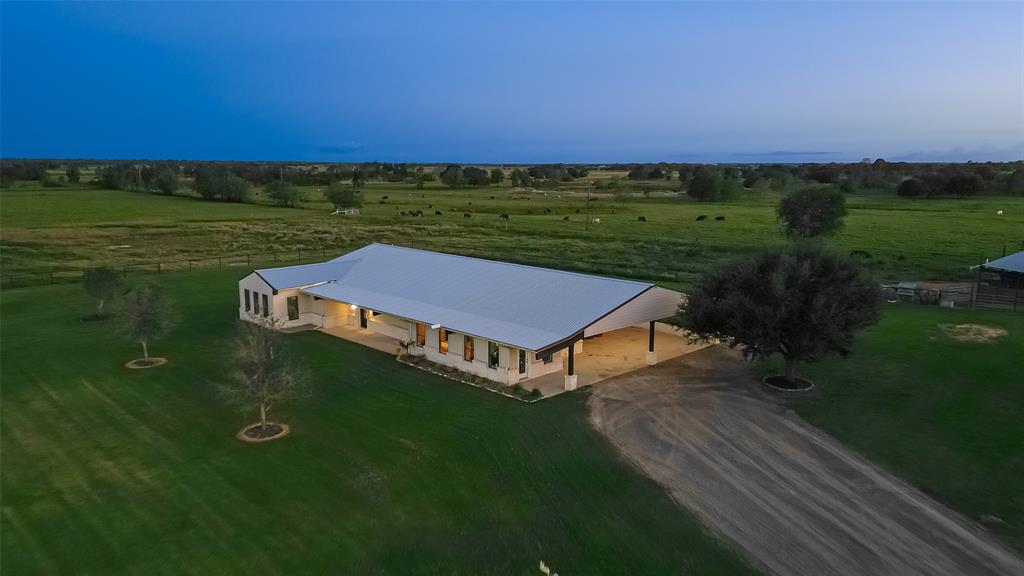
<box><xmin>526</xmin><ymin>327</ymin><xmax>708</xmax><ymax>397</ymax></box>
<box><xmin>318</xmin><ymin>324</ymin><xmax>404</xmax><ymax>355</ymax></box>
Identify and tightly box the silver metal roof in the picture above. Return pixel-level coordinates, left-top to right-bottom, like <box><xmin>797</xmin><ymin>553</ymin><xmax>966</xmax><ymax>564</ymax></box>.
<box><xmin>254</xmin><ymin>243</ymin><xmax>661</xmax><ymax>351</ymax></box>
<box><xmin>983</xmin><ymin>251</ymin><xmax>1024</xmax><ymax>274</ymax></box>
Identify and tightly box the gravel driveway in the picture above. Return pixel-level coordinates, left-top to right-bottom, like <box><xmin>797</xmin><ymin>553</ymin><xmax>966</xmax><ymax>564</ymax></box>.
<box><xmin>589</xmin><ymin>346</ymin><xmax>1024</xmax><ymax>576</ymax></box>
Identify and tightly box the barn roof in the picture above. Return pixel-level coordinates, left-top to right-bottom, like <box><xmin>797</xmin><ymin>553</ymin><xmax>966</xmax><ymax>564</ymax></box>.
<box><xmin>983</xmin><ymin>251</ymin><xmax>1024</xmax><ymax>274</ymax></box>
<box><xmin>252</xmin><ymin>243</ymin><xmax>674</xmax><ymax>351</ymax></box>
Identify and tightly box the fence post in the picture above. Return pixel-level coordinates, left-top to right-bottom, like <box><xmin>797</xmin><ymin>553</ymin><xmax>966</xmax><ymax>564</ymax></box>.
<box><xmin>158</xmin><ymin>262</ymin><xmax>162</xmax><ymax>273</ymax></box>
<box><xmin>123</xmin><ymin>265</ymin><xmax>128</xmax><ymax>279</ymax></box>
<box><xmin>50</xmin><ymin>270</ymin><xmax>54</xmax><ymax>285</ymax></box>
<box><xmin>274</xmin><ymin>252</ymin><xmax>278</xmax><ymax>262</ymax></box>
<box><xmin>219</xmin><ymin>257</ymin><xmax>222</xmax><ymax>268</ymax></box>
<box><xmin>247</xmin><ymin>253</ymin><xmax>251</xmax><ymax>266</ymax></box>
<box><xmin>188</xmin><ymin>260</ymin><xmax>193</xmax><ymax>272</ymax></box>
<box><xmin>298</xmin><ymin>248</ymin><xmax>302</xmax><ymax>261</ymax></box>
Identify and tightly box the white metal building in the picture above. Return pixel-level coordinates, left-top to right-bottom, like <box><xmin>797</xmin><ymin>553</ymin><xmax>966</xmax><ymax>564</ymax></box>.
<box><xmin>238</xmin><ymin>243</ymin><xmax>684</xmax><ymax>391</ymax></box>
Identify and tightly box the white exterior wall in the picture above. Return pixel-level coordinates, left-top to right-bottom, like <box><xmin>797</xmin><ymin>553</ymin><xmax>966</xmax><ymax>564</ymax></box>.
<box><xmin>239</xmin><ymin>273</ymin><xmax>276</xmax><ymax>324</ymax></box>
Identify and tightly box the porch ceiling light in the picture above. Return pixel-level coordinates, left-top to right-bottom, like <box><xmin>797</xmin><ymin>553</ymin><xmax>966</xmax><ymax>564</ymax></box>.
<box><xmin>430</xmin><ymin>323</ymin><xmax>441</xmax><ymax>330</ymax></box>
<box><xmin>350</xmin><ymin>304</ymin><xmax>358</xmax><ymax>310</ymax></box>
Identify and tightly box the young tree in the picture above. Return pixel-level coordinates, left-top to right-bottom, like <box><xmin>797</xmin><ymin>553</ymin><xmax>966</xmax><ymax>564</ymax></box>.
<box><xmin>687</xmin><ymin>166</ymin><xmax>722</xmax><ymax>200</ymax></box>
<box><xmin>118</xmin><ymin>284</ymin><xmax>173</xmax><ymax>362</ymax></box>
<box><xmin>83</xmin><ymin>266</ymin><xmax>121</xmax><ymax>317</ymax></box>
<box><xmin>65</xmin><ymin>165</ymin><xmax>81</xmax><ymax>183</ymax></box>
<box><xmin>221</xmin><ymin>321</ymin><xmax>309</xmax><ymax>433</ymax></box>
<box><xmin>776</xmin><ymin>187</ymin><xmax>847</xmax><ymax>239</ymax></box>
<box><xmin>674</xmin><ymin>243</ymin><xmax>881</xmax><ymax>384</ymax></box>
<box><xmin>325</xmin><ymin>181</ymin><xmax>362</xmax><ymax>209</ymax></box>
<box><xmin>264</xmin><ymin>180</ymin><xmax>304</xmax><ymax>207</ymax></box>
<box><xmin>221</xmin><ymin>174</ymin><xmax>251</xmax><ymax>203</ymax></box>
<box><xmin>489</xmin><ymin>167</ymin><xmax>505</xmax><ymax>184</ymax></box>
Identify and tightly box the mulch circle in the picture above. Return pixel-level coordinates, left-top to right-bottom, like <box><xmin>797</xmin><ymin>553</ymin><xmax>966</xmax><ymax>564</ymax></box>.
<box><xmin>762</xmin><ymin>375</ymin><xmax>815</xmax><ymax>392</ymax></box>
<box><xmin>236</xmin><ymin>422</ymin><xmax>290</xmax><ymax>443</ymax></box>
<box><xmin>124</xmin><ymin>357</ymin><xmax>168</xmax><ymax>369</ymax></box>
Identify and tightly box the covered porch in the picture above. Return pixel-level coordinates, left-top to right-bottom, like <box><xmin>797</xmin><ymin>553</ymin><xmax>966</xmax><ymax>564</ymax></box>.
<box><xmin>526</xmin><ymin>324</ymin><xmax>707</xmax><ymax>397</ymax></box>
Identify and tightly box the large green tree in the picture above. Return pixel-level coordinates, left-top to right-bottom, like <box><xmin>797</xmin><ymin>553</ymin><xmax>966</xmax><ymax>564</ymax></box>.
<box><xmin>325</xmin><ymin>181</ymin><xmax>362</xmax><ymax>210</ymax></box>
<box><xmin>776</xmin><ymin>187</ymin><xmax>847</xmax><ymax>239</ymax></box>
<box><xmin>674</xmin><ymin>243</ymin><xmax>881</xmax><ymax>383</ymax></box>
<box><xmin>265</xmin><ymin>180</ymin><xmax>304</xmax><ymax>207</ymax></box>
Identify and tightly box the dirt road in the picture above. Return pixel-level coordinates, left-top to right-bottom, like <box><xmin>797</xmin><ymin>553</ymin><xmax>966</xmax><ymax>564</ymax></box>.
<box><xmin>588</xmin><ymin>347</ymin><xmax>1024</xmax><ymax>576</ymax></box>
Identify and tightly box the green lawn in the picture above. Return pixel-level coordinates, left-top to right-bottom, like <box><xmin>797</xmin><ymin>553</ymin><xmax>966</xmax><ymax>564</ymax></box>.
<box><xmin>2</xmin><ymin>182</ymin><xmax>1022</xmax><ymax>287</ymax></box>
<box><xmin>0</xmin><ymin>269</ymin><xmax>753</xmax><ymax>575</ymax></box>
<box><xmin>769</xmin><ymin>305</ymin><xmax>1024</xmax><ymax>548</ymax></box>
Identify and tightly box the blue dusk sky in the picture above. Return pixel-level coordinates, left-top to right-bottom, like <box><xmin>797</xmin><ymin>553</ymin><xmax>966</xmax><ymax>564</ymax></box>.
<box><xmin>2</xmin><ymin>1</ymin><xmax>1022</xmax><ymax>163</ymax></box>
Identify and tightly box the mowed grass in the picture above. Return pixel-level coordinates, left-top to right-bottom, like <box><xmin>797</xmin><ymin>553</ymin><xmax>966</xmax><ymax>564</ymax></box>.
<box><xmin>0</xmin><ymin>268</ymin><xmax>753</xmax><ymax>575</ymax></box>
<box><xmin>769</xmin><ymin>305</ymin><xmax>1024</xmax><ymax>548</ymax></box>
<box><xmin>2</xmin><ymin>181</ymin><xmax>1022</xmax><ymax>286</ymax></box>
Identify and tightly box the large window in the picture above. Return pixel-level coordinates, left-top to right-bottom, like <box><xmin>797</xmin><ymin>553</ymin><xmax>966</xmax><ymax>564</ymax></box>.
<box><xmin>244</xmin><ymin>289</ymin><xmax>251</xmax><ymax>312</ymax></box>
<box><xmin>541</xmin><ymin>352</ymin><xmax>553</xmax><ymax>364</ymax></box>
<box><xmin>287</xmin><ymin>296</ymin><xmax>299</xmax><ymax>321</ymax></box>
<box><xmin>488</xmin><ymin>341</ymin><xmax>499</xmax><ymax>369</ymax></box>
<box><xmin>464</xmin><ymin>335</ymin><xmax>474</xmax><ymax>362</ymax></box>
<box><xmin>253</xmin><ymin>291</ymin><xmax>260</xmax><ymax>315</ymax></box>
<box><xmin>262</xmin><ymin>294</ymin><xmax>270</xmax><ymax>318</ymax></box>
<box><xmin>439</xmin><ymin>329</ymin><xmax>448</xmax><ymax>354</ymax></box>
<box><xmin>518</xmin><ymin>350</ymin><xmax>526</xmax><ymax>374</ymax></box>
<box><xmin>416</xmin><ymin>323</ymin><xmax>426</xmax><ymax>346</ymax></box>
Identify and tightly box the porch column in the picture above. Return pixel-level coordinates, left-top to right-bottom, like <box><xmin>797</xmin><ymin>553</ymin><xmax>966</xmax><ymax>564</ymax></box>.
<box><xmin>645</xmin><ymin>321</ymin><xmax>657</xmax><ymax>366</ymax></box>
<box><xmin>564</xmin><ymin>341</ymin><xmax>578</xmax><ymax>391</ymax></box>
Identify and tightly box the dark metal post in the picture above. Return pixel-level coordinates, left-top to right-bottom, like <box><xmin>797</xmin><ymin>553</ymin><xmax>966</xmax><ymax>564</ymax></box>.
<box><xmin>122</xmin><ymin>265</ymin><xmax>127</xmax><ymax>279</ymax></box>
<box><xmin>247</xmin><ymin>253</ymin><xmax>251</xmax><ymax>266</ymax></box>
<box><xmin>649</xmin><ymin>321</ymin><xmax>656</xmax><ymax>352</ymax></box>
<box><xmin>50</xmin><ymin>270</ymin><xmax>54</xmax><ymax>285</ymax></box>
<box><xmin>218</xmin><ymin>257</ymin><xmax>222</xmax><ymax>268</ymax></box>
<box><xmin>567</xmin><ymin>342</ymin><xmax>574</xmax><ymax>376</ymax></box>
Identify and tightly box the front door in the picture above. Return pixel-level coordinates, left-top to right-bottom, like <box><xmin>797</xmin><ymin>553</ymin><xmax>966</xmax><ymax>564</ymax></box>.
<box><xmin>518</xmin><ymin>349</ymin><xmax>527</xmax><ymax>376</ymax></box>
<box><xmin>359</xmin><ymin>308</ymin><xmax>368</xmax><ymax>329</ymax></box>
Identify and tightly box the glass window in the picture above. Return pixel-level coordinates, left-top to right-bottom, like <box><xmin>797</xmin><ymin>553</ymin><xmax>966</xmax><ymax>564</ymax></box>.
<box><xmin>416</xmin><ymin>323</ymin><xmax>426</xmax><ymax>346</ymax></box>
<box><xmin>518</xmin><ymin>350</ymin><xmax>526</xmax><ymax>374</ymax></box>
<box><xmin>439</xmin><ymin>329</ymin><xmax>448</xmax><ymax>354</ymax></box>
<box><xmin>287</xmin><ymin>296</ymin><xmax>299</xmax><ymax>320</ymax></box>
<box><xmin>488</xmin><ymin>341</ymin><xmax>499</xmax><ymax>369</ymax></box>
<box><xmin>262</xmin><ymin>294</ymin><xmax>270</xmax><ymax>318</ymax></box>
<box><xmin>542</xmin><ymin>352</ymin><xmax>553</xmax><ymax>364</ymax></box>
<box><xmin>464</xmin><ymin>335</ymin><xmax>474</xmax><ymax>362</ymax></box>
<box><xmin>244</xmin><ymin>289</ymin><xmax>251</xmax><ymax>312</ymax></box>
<box><xmin>253</xmin><ymin>291</ymin><xmax>260</xmax><ymax>315</ymax></box>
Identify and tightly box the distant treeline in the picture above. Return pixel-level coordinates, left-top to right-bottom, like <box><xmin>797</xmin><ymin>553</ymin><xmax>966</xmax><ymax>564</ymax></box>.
<box><xmin>2</xmin><ymin>158</ymin><xmax>1022</xmax><ymax>201</ymax></box>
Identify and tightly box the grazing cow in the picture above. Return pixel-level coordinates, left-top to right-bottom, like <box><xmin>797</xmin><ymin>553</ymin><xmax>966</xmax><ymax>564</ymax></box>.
<box><xmin>715</xmin><ymin>215</ymin><xmax>725</xmax><ymax>221</ymax></box>
<box><xmin>544</xmin><ymin>208</ymin><xmax>551</xmax><ymax>213</ymax></box>
<box><xmin>435</xmin><ymin>210</ymin><xmax>443</xmax><ymax>216</ymax></box>
<box><xmin>499</xmin><ymin>214</ymin><xmax>509</xmax><ymax>220</ymax></box>
<box><xmin>464</xmin><ymin>213</ymin><xmax>472</xmax><ymax>218</ymax></box>
<box><xmin>381</xmin><ymin>195</ymin><xmax>389</xmax><ymax>200</ymax></box>
<box><xmin>415</xmin><ymin>210</ymin><xmax>423</xmax><ymax>216</ymax></box>
<box><xmin>562</xmin><ymin>216</ymin><xmax>570</xmax><ymax>221</ymax></box>
<box><xmin>468</xmin><ymin>202</ymin><xmax>472</xmax><ymax>205</ymax></box>
<box><xmin>490</xmin><ymin>196</ymin><xmax>495</xmax><ymax>199</ymax></box>
<box><xmin>638</xmin><ymin>216</ymin><xmax>647</xmax><ymax>222</ymax></box>
<box><xmin>696</xmin><ymin>215</ymin><xmax>708</xmax><ymax>221</ymax></box>
<box><xmin>575</xmin><ymin>208</ymin><xmax>580</xmax><ymax>214</ymax></box>
<box><xmin>996</xmin><ymin>209</ymin><xmax>1004</xmax><ymax>215</ymax></box>
<box><xmin>428</xmin><ymin>204</ymin><xmax>432</xmax><ymax>208</ymax></box>
<box><xmin>400</xmin><ymin>211</ymin><xmax>407</xmax><ymax>216</ymax></box>
<box><xmin>591</xmin><ymin>217</ymin><xmax>601</xmax><ymax>225</ymax></box>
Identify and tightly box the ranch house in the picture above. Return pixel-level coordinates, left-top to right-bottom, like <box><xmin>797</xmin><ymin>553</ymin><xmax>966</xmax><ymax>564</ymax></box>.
<box><xmin>238</xmin><ymin>243</ymin><xmax>695</xmax><ymax>394</ymax></box>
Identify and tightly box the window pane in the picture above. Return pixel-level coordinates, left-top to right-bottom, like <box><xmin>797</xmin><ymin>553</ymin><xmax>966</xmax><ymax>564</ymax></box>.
<box><xmin>416</xmin><ymin>323</ymin><xmax>426</xmax><ymax>346</ymax></box>
<box><xmin>253</xmin><ymin>292</ymin><xmax>260</xmax><ymax>314</ymax></box>
<box><xmin>262</xmin><ymin>294</ymin><xmax>269</xmax><ymax>317</ymax></box>
<box><xmin>464</xmin><ymin>336</ymin><xmax>474</xmax><ymax>361</ymax></box>
<box><xmin>244</xmin><ymin>289</ymin><xmax>251</xmax><ymax>312</ymax></box>
<box><xmin>488</xmin><ymin>342</ymin><xmax>499</xmax><ymax>368</ymax></box>
<box><xmin>518</xmin><ymin>350</ymin><xmax>526</xmax><ymax>374</ymax></box>
<box><xmin>287</xmin><ymin>296</ymin><xmax>299</xmax><ymax>320</ymax></box>
<box><xmin>439</xmin><ymin>329</ymin><xmax>448</xmax><ymax>354</ymax></box>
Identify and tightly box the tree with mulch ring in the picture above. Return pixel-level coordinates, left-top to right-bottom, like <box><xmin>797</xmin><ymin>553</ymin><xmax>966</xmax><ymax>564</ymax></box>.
<box><xmin>221</xmin><ymin>321</ymin><xmax>309</xmax><ymax>443</ymax></box>
<box><xmin>82</xmin><ymin>266</ymin><xmax>121</xmax><ymax>321</ymax></box>
<box><xmin>117</xmin><ymin>282</ymin><xmax>174</xmax><ymax>368</ymax></box>
<box><xmin>673</xmin><ymin>242</ymin><xmax>882</xmax><ymax>390</ymax></box>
